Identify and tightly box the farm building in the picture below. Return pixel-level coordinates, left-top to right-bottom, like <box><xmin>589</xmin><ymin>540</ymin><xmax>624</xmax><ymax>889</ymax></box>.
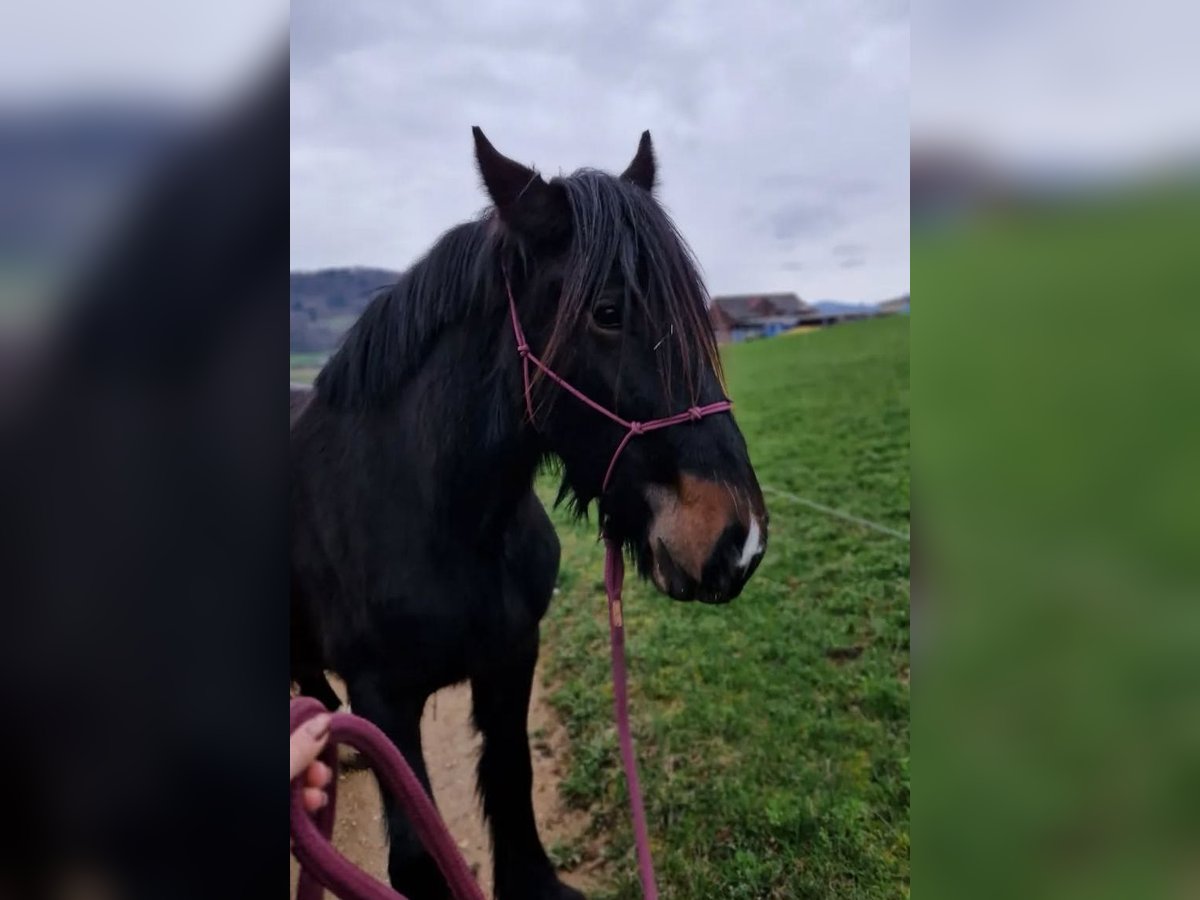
<box><xmin>708</xmin><ymin>292</ymin><xmax>812</xmax><ymax>344</ymax></box>
<box><xmin>794</xmin><ymin>306</ymin><xmax>880</xmax><ymax>328</ymax></box>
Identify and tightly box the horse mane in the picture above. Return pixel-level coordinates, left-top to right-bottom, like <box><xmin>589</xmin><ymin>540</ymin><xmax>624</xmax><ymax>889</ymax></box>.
<box><xmin>317</xmin><ymin>168</ymin><xmax>722</xmax><ymax>411</ymax></box>
<box><xmin>316</xmin><ymin>219</ymin><xmax>504</xmax><ymax>408</ymax></box>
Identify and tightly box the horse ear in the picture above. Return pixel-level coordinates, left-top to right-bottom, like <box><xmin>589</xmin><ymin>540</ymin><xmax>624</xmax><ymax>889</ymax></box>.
<box><xmin>620</xmin><ymin>130</ymin><xmax>656</xmax><ymax>192</ymax></box>
<box><xmin>472</xmin><ymin>126</ymin><xmax>569</xmax><ymax>242</ymax></box>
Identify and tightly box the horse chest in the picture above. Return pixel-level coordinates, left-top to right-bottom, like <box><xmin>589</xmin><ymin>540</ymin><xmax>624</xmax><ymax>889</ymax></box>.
<box><xmin>344</xmin><ymin>551</ymin><xmax>551</xmax><ymax>688</ymax></box>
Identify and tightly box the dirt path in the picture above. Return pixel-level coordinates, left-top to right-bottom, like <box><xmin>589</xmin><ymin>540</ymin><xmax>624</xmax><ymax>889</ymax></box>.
<box><xmin>291</xmin><ymin>671</ymin><xmax>603</xmax><ymax>898</ymax></box>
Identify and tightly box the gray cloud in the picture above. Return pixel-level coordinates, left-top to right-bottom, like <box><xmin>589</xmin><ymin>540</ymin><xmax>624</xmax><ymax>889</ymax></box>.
<box><xmin>765</xmin><ymin>202</ymin><xmax>843</xmax><ymax>241</ymax></box>
<box><xmin>292</xmin><ymin>0</ymin><xmax>909</xmax><ymax>302</ymax></box>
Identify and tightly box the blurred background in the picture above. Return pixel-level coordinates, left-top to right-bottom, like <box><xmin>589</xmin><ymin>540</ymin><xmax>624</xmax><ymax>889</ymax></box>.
<box><xmin>913</xmin><ymin>2</ymin><xmax>1200</xmax><ymax>898</ymax></box>
<box><xmin>0</xmin><ymin>2</ymin><xmax>285</xmax><ymax>338</ymax></box>
<box><xmin>0</xmin><ymin>4</ymin><xmax>288</xmax><ymax>898</ymax></box>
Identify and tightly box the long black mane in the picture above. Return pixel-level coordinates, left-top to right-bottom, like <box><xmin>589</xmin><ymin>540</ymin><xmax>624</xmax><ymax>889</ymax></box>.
<box><xmin>316</xmin><ymin>168</ymin><xmax>721</xmax><ymax>413</ymax></box>
<box><xmin>314</xmin><ymin>219</ymin><xmax>499</xmax><ymax>409</ymax></box>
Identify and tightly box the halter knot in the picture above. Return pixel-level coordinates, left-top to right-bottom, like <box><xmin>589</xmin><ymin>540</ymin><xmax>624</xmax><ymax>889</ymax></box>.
<box><xmin>687</xmin><ymin>406</ymin><xmax>703</xmax><ymax>422</ymax></box>
<box><xmin>516</xmin><ymin>341</ymin><xmax>530</xmax><ymax>357</ymax></box>
<box><xmin>628</xmin><ymin>421</ymin><xmax>646</xmax><ymax>435</ymax></box>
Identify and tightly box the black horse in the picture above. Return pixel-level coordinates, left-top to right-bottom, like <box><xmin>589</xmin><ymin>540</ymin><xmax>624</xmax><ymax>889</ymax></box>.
<box><xmin>290</xmin><ymin>128</ymin><xmax>768</xmax><ymax>899</ymax></box>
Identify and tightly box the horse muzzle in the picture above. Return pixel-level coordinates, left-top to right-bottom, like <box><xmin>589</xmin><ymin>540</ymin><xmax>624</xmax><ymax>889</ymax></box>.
<box><xmin>645</xmin><ymin>474</ymin><xmax>767</xmax><ymax>603</ymax></box>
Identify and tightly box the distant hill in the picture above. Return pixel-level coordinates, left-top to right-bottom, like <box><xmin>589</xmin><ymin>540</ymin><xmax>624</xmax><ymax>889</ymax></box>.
<box><xmin>290</xmin><ymin>267</ymin><xmax>398</xmax><ymax>353</ymax></box>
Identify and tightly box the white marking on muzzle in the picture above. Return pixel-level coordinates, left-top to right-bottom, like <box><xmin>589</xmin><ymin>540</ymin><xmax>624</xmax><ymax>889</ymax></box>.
<box><xmin>737</xmin><ymin>518</ymin><xmax>763</xmax><ymax>569</ymax></box>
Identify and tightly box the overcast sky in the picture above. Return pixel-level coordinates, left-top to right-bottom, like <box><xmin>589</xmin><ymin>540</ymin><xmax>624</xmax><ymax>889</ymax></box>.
<box><xmin>914</xmin><ymin>0</ymin><xmax>1200</xmax><ymax>175</ymax></box>
<box><xmin>291</xmin><ymin>0</ymin><xmax>910</xmax><ymax>303</ymax></box>
<box><xmin>1</xmin><ymin>2</ymin><xmax>285</xmax><ymax>106</ymax></box>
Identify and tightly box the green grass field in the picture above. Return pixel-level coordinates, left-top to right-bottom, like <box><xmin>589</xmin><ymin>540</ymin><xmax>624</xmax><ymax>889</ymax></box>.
<box><xmin>290</xmin><ymin>352</ymin><xmax>328</xmax><ymax>385</ymax></box>
<box><xmin>539</xmin><ymin>316</ymin><xmax>910</xmax><ymax>898</ymax></box>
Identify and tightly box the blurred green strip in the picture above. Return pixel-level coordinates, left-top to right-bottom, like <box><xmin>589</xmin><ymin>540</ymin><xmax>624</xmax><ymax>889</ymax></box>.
<box><xmin>914</xmin><ymin>182</ymin><xmax>1200</xmax><ymax>900</ymax></box>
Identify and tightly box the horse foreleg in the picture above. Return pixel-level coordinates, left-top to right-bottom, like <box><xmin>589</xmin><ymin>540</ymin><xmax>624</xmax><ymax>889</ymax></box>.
<box><xmin>471</xmin><ymin>632</ymin><xmax>585</xmax><ymax>900</ymax></box>
<box><xmin>346</xmin><ymin>676</ymin><xmax>451</xmax><ymax>900</ymax></box>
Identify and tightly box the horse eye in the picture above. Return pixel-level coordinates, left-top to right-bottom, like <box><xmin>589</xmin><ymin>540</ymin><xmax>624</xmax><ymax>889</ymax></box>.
<box><xmin>592</xmin><ymin>302</ymin><xmax>622</xmax><ymax>330</ymax></box>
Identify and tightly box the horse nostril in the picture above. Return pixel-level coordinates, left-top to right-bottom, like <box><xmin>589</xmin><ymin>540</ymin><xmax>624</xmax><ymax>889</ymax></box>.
<box><xmin>656</xmin><ymin>538</ymin><xmax>697</xmax><ymax>601</ymax></box>
<box><xmin>725</xmin><ymin>522</ymin><xmax>750</xmax><ymax>565</ymax></box>
<box><xmin>688</xmin><ymin>522</ymin><xmax>748</xmax><ymax>603</ymax></box>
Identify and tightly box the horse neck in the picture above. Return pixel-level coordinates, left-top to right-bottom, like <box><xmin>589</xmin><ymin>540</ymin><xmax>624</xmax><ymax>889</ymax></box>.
<box><xmin>401</xmin><ymin>316</ymin><xmax>542</xmax><ymax>542</ymax></box>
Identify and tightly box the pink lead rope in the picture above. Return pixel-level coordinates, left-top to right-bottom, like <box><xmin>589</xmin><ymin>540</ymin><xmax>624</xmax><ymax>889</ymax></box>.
<box><xmin>507</xmin><ymin>273</ymin><xmax>732</xmax><ymax>899</ymax></box>
<box><xmin>290</xmin><ymin>696</ymin><xmax>488</xmax><ymax>900</ymax></box>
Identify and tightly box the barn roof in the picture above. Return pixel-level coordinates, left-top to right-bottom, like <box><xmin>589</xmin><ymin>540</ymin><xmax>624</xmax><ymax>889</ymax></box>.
<box><xmin>709</xmin><ymin>292</ymin><xmax>812</xmax><ymax>324</ymax></box>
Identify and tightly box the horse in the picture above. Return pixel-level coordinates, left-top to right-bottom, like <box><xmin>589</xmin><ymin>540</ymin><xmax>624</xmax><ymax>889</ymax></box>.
<box><xmin>290</xmin><ymin>127</ymin><xmax>769</xmax><ymax>900</ymax></box>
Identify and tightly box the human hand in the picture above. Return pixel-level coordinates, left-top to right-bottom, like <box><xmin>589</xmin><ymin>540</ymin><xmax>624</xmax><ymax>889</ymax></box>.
<box><xmin>290</xmin><ymin>713</ymin><xmax>333</xmax><ymax>812</ymax></box>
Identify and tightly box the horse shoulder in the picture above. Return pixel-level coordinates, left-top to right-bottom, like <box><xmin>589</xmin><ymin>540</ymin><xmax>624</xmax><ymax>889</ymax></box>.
<box><xmin>503</xmin><ymin>491</ymin><xmax>561</xmax><ymax>619</ymax></box>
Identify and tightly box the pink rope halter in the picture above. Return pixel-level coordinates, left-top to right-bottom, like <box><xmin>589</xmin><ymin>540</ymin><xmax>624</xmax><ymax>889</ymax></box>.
<box><xmin>507</xmin><ymin>273</ymin><xmax>732</xmax><ymax>899</ymax></box>
<box><xmin>506</xmin><ymin>277</ymin><xmax>732</xmax><ymax>494</ymax></box>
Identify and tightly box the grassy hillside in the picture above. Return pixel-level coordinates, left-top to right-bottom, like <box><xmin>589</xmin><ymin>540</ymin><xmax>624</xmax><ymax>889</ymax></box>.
<box><xmin>540</xmin><ymin>316</ymin><xmax>910</xmax><ymax>898</ymax></box>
